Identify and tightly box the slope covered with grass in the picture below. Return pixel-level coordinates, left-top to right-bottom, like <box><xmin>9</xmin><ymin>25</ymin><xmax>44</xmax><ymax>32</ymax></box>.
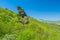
<box><xmin>0</xmin><ymin>8</ymin><xmax>60</xmax><ymax>40</ymax></box>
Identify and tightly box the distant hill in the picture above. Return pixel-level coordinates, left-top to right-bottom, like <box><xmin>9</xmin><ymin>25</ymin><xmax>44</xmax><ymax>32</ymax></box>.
<box><xmin>0</xmin><ymin>8</ymin><xmax>60</xmax><ymax>40</ymax></box>
<box><xmin>46</xmin><ymin>20</ymin><xmax>60</xmax><ymax>25</ymax></box>
<box><xmin>54</xmin><ymin>21</ymin><xmax>60</xmax><ymax>25</ymax></box>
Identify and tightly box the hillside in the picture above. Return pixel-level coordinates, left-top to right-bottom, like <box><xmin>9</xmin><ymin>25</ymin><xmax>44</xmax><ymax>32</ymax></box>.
<box><xmin>0</xmin><ymin>8</ymin><xmax>60</xmax><ymax>40</ymax></box>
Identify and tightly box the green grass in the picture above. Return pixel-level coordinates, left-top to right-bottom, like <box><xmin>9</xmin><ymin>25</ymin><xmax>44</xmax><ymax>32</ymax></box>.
<box><xmin>0</xmin><ymin>7</ymin><xmax>60</xmax><ymax>40</ymax></box>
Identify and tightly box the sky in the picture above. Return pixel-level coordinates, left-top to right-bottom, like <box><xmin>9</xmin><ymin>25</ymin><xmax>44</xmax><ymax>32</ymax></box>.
<box><xmin>0</xmin><ymin>0</ymin><xmax>60</xmax><ymax>21</ymax></box>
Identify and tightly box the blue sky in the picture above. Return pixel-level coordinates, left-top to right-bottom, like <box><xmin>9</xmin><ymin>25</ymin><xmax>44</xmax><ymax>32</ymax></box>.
<box><xmin>0</xmin><ymin>0</ymin><xmax>60</xmax><ymax>21</ymax></box>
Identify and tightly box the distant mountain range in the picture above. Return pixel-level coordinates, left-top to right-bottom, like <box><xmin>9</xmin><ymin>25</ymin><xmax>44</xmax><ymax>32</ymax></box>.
<box><xmin>46</xmin><ymin>20</ymin><xmax>60</xmax><ymax>25</ymax></box>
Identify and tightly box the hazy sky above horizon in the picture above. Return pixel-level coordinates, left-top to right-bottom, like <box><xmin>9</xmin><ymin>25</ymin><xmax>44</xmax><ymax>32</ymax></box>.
<box><xmin>0</xmin><ymin>0</ymin><xmax>60</xmax><ymax>21</ymax></box>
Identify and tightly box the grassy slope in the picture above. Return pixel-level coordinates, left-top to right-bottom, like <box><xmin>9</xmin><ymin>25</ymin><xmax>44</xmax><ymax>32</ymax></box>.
<box><xmin>0</xmin><ymin>8</ymin><xmax>60</xmax><ymax>40</ymax></box>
